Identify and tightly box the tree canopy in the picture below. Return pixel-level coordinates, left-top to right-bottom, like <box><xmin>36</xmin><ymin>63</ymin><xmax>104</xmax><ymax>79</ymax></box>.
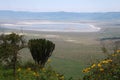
<box><xmin>28</xmin><ymin>39</ymin><xmax>55</xmax><ymax>67</ymax></box>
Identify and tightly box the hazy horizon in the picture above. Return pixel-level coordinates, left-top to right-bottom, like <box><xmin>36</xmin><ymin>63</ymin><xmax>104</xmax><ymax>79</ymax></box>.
<box><xmin>1</xmin><ymin>10</ymin><xmax>120</xmax><ymax>13</ymax></box>
<box><xmin>0</xmin><ymin>0</ymin><xmax>120</xmax><ymax>12</ymax></box>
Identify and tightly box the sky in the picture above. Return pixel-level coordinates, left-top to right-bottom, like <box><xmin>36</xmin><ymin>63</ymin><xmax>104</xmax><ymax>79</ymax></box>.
<box><xmin>0</xmin><ymin>0</ymin><xmax>120</xmax><ymax>12</ymax></box>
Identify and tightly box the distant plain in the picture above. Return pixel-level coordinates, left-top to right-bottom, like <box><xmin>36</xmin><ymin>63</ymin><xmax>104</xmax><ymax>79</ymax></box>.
<box><xmin>0</xmin><ymin>20</ymin><xmax>120</xmax><ymax>79</ymax></box>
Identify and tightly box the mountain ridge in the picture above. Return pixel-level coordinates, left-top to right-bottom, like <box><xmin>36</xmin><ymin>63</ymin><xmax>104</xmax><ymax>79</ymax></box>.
<box><xmin>0</xmin><ymin>10</ymin><xmax>120</xmax><ymax>21</ymax></box>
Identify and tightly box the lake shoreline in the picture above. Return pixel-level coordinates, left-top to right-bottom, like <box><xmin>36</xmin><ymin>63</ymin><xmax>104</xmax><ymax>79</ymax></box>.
<box><xmin>1</xmin><ymin>20</ymin><xmax>101</xmax><ymax>33</ymax></box>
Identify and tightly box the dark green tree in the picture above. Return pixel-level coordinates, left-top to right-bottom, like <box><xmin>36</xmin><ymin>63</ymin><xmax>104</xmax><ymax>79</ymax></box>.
<box><xmin>28</xmin><ymin>39</ymin><xmax>55</xmax><ymax>67</ymax></box>
<box><xmin>0</xmin><ymin>33</ymin><xmax>25</xmax><ymax>79</ymax></box>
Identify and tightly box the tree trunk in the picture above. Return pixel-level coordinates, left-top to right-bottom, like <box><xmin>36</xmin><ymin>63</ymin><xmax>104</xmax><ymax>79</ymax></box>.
<box><xmin>13</xmin><ymin>51</ymin><xmax>17</xmax><ymax>80</ymax></box>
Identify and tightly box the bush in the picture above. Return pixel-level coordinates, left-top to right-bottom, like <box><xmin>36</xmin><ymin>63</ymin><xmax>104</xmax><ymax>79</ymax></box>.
<box><xmin>82</xmin><ymin>50</ymin><xmax>120</xmax><ymax>80</ymax></box>
<box><xmin>0</xmin><ymin>60</ymin><xmax>65</xmax><ymax>80</ymax></box>
<box><xmin>28</xmin><ymin>39</ymin><xmax>55</xmax><ymax>68</ymax></box>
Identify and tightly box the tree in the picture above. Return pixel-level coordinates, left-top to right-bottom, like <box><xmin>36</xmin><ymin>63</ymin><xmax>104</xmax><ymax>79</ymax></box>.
<box><xmin>28</xmin><ymin>39</ymin><xmax>55</xmax><ymax>68</ymax></box>
<box><xmin>0</xmin><ymin>33</ymin><xmax>25</xmax><ymax>79</ymax></box>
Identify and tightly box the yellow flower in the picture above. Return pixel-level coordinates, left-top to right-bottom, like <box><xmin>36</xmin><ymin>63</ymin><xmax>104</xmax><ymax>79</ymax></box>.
<box><xmin>97</xmin><ymin>63</ymin><xmax>102</xmax><ymax>67</ymax></box>
<box><xmin>17</xmin><ymin>68</ymin><xmax>21</xmax><ymax>72</ymax></box>
<box><xmin>101</xmin><ymin>59</ymin><xmax>112</xmax><ymax>64</ymax></box>
<box><xmin>42</xmin><ymin>68</ymin><xmax>45</xmax><ymax>71</ymax></box>
<box><xmin>33</xmin><ymin>72</ymin><xmax>39</xmax><ymax>76</ymax></box>
<box><xmin>41</xmin><ymin>68</ymin><xmax>46</xmax><ymax>72</ymax></box>
<box><xmin>27</xmin><ymin>67</ymin><xmax>31</xmax><ymax>71</ymax></box>
<box><xmin>102</xmin><ymin>60</ymin><xmax>108</xmax><ymax>63</ymax></box>
<box><xmin>91</xmin><ymin>64</ymin><xmax>96</xmax><ymax>68</ymax></box>
<box><xmin>47</xmin><ymin>59</ymin><xmax>51</xmax><ymax>63</ymax></box>
<box><xmin>107</xmin><ymin>59</ymin><xmax>112</xmax><ymax>62</ymax></box>
<box><xmin>117</xmin><ymin>50</ymin><xmax>120</xmax><ymax>53</ymax></box>
<box><xmin>112</xmin><ymin>54</ymin><xmax>117</xmax><ymax>56</ymax></box>
<box><xmin>33</xmin><ymin>72</ymin><xmax>36</xmax><ymax>75</ymax></box>
<box><xmin>82</xmin><ymin>68</ymin><xmax>91</xmax><ymax>73</ymax></box>
<box><xmin>100</xmin><ymin>68</ymin><xmax>104</xmax><ymax>72</ymax></box>
<box><xmin>60</xmin><ymin>76</ymin><xmax>64</xmax><ymax>80</ymax></box>
<box><xmin>56</xmin><ymin>73</ymin><xmax>59</xmax><ymax>76</ymax></box>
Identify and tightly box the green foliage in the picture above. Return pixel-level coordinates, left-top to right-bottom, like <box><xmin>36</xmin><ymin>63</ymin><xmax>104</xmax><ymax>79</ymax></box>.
<box><xmin>82</xmin><ymin>50</ymin><xmax>120</xmax><ymax>80</ymax></box>
<box><xmin>0</xmin><ymin>33</ymin><xmax>25</xmax><ymax>65</ymax></box>
<box><xmin>28</xmin><ymin>39</ymin><xmax>55</xmax><ymax>67</ymax></box>
<box><xmin>22</xmin><ymin>61</ymin><xmax>35</xmax><ymax>69</ymax></box>
<box><xmin>0</xmin><ymin>33</ymin><xmax>26</xmax><ymax>79</ymax></box>
<box><xmin>0</xmin><ymin>34</ymin><xmax>13</xmax><ymax>64</ymax></box>
<box><xmin>0</xmin><ymin>61</ymin><xmax>65</xmax><ymax>80</ymax></box>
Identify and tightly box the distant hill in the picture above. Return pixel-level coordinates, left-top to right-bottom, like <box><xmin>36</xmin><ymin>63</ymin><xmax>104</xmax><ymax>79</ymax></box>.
<box><xmin>0</xmin><ymin>10</ymin><xmax>120</xmax><ymax>21</ymax></box>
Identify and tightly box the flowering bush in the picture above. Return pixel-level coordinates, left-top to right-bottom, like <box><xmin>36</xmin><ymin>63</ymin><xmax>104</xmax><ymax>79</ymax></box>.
<box><xmin>82</xmin><ymin>50</ymin><xmax>120</xmax><ymax>80</ymax></box>
<box><xmin>0</xmin><ymin>59</ymin><xmax>65</xmax><ymax>80</ymax></box>
<box><xmin>16</xmin><ymin>66</ymin><xmax>64</xmax><ymax>80</ymax></box>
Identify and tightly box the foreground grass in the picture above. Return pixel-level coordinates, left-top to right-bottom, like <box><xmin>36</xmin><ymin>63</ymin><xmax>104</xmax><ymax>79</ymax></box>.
<box><xmin>0</xmin><ymin>63</ymin><xmax>65</xmax><ymax>80</ymax></box>
<box><xmin>1</xmin><ymin>51</ymin><xmax>120</xmax><ymax>80</ymax></box>
<box><xmin>51</xmin><ymin>57</ymin><xmax>86</xmax><ymax>79</ymax></box>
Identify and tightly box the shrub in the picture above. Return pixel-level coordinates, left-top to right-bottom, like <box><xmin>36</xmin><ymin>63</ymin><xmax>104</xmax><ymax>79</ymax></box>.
<box><xmin>28</xmin><ymin>39</ymin><xmax>55</xmax><ymax>68</ymax></box>
<box><xmin>82</xmin><ymin>50</ymin><xmax>120</xmax><ymax>80</ymax></box>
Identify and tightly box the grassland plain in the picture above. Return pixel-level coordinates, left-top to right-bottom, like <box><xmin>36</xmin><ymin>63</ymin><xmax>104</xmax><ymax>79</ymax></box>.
<box><xmin>18</xmin><ymin>31</ymin><xmax>104</xmax><ymax>79</ymax></box>
<box><xmin>1</xmin><ymin>21</ymin><xmax>120</xmax><ymax>79</ymax></box>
